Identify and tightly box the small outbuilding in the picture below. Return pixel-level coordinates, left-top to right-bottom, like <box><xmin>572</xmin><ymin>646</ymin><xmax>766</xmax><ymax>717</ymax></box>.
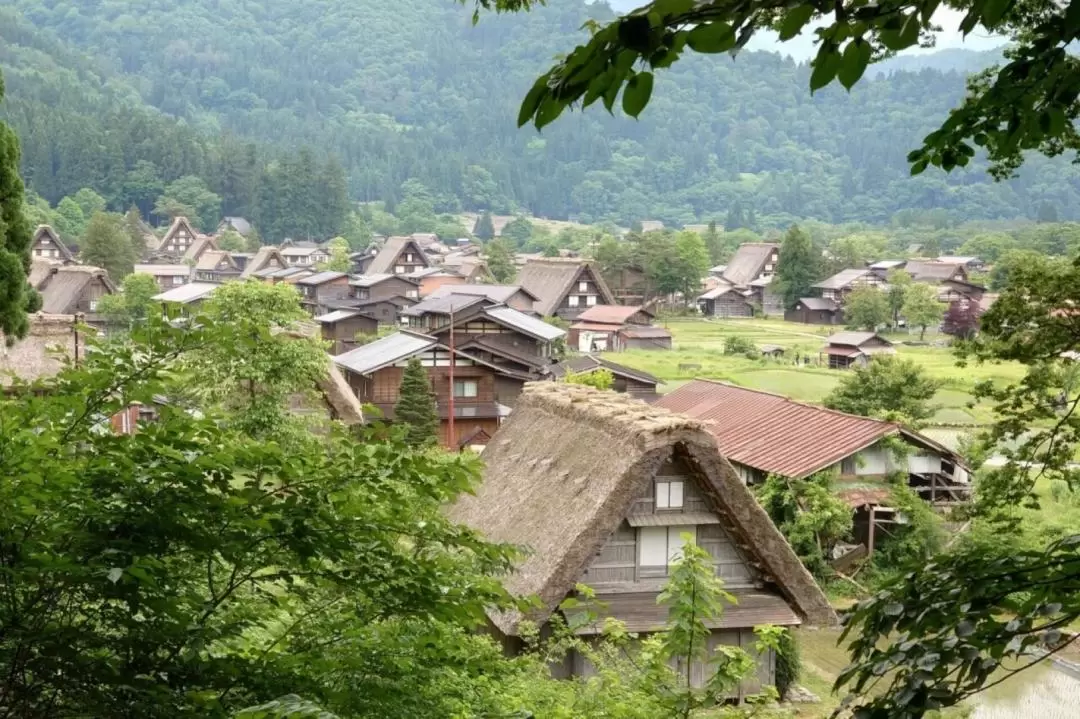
<box><xmin>821</xmin><ymin>331</ymin><xmax>895</xmax><ymax>369</ymax></box>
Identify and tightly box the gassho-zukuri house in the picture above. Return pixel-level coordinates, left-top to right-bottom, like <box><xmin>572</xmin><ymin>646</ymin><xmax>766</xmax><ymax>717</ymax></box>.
<box><xmin>451</xmin><ymin>384</ymin><xmax>835</xmax><ymax>696</ymax></box>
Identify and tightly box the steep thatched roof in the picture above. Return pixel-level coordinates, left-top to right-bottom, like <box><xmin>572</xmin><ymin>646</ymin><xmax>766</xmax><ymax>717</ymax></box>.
<box><xmin>33</xmin><ymin>225</ymin><xmax>74</xmax><ymax>261</ymax></box>
<box><xmin>316</xmin><ymin>358</ymin><xmax>364</xmax><ymax>425</ymax></box>
<box><xmin>367</xmin><ymin>236</ymin><xmax>430</xmax><ymax>274</ymax></box>
<box><xmin>240</xmin><ymin>246</ymin><xmax>285</xmax><ymax>279</ymax></box>
<box><xmin>720</xmin><ymin>243</ymin><xmax>779</xmax><ymax>287</ymax></box>
<box><xmin>0</xmin><ymin>313</ymin><xmax>78</xmax><ymax>385</ymax></box>
<box><xmin>516</xmin><ymin>258</ymin><xmax>615</xmax><ymax>316</ymax></box>
<box><xmin>451</xmin><ymin>383</ymin><xmax>836</xmax><ymax>635</ymax></box>
<box><xmin>35</xmin><ymin>266</ymin><xmax>116</xmax><ymax>314</ymax></box>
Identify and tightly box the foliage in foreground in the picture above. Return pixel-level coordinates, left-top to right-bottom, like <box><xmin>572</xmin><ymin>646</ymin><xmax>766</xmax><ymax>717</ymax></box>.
<box><xmin>0</xmin><ymin>313</ymin><xmax>517</xmax><ymax>718</ymax></box>
<box><xmin>835</xmin><ymin>255</ymin><xmax>1080</xmax><ymax>715</ymax></box>
<box><xmin>501</xmin><ymin>0</ymin><xmax>1080</xmax><ymax>181</ymax></box>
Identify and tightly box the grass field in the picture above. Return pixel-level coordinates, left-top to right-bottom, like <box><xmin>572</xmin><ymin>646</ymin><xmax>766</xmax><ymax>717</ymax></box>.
<box><xmin>608</xmin><ymin>318</ymin><xmax>1024</xmax><ymax>428</ymax></box>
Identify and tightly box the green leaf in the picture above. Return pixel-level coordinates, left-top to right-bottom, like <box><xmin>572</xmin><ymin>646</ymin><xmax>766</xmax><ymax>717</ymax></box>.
<box><xmin>518</xmin><ymin>76</ymin><xmax>549</xmax><ymax>127</ymax></box>
<box><xmin>107</xmin><ymin>567</ymin><xmax>124</xmax><ymax>583</ymax></box>
<box><xmin>981</xmin><ymin>0</ymin><xmax>1013</xmax><ymax>27</ymax></box>
<box><xmin>911</xmin><ymin>158</ymin><xmax>929</xmax><ymax>175</ymax></box>
<box><xmin>838</xmin><ymin>39</ymin><xmax>872</xmax><ymax>90</ymax></box>
<box><xmin>622</xmin><ymin>71</ymin><xmax>654</xmax><ymax>118</ymax></box>
<box><xmin>779</xmin><ymin>5</ymin><xmax>815</xmax><ymax>41</ymax></box>
<box><xmin>686</xmin><ymin>22</ymin><xmax>736</xmax><ymax>53</ymax></box>
<box><xmin>534</xmin><ymin>96</ymin><xmax>566</xmax><ymax>129</ymax></box>
<box><xmin>809</xmin><ymin>47</ymin><xmax>841</xmax><ymax>92</ymax></box>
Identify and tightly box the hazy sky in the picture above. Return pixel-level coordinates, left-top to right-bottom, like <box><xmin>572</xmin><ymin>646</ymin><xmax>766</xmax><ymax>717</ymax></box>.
<box><xmin>601</xmin><ymin>3</ymin><xmax>1007</xmax><ymax>59</ymax></box>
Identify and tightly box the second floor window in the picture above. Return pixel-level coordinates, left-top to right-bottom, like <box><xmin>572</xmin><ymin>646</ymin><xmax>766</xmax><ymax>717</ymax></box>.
<box><xmin>655</xmin><ymin>481</ymin><xmax>684</xmax><ymax>509</ymax></box>
<box><xmin>89</xmin><ymin>299</ymin><xmax>99</xmax><ymax>312</ymax></box>
<box><xmin>453</xmin><ymin>379</ymin><xmax>478</xmax><ymax>398</ymax></box>
<box><xmin>579</xmin><ymin>281</ymin><xmax>588</xmax><ymax>292</ymax></box>
<box><xmin>567</xmin><ymin>295</ymin><xmax>579</xmax><ymax>307</ymax></box>
<box><xmin>638</xmin><ymin>525</ymin><xmax>696</xmax><ymax>576</ymax></box>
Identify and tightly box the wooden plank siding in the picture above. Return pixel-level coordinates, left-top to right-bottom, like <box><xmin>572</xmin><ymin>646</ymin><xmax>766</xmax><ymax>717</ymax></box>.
<box><xmin>580</xmin><ymin>458</ymin><xmax>760</xmax><ymax>592</ymax></box>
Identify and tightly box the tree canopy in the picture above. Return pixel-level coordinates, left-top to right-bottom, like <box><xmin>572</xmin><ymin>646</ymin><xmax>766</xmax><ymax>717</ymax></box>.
<box><xmin>824</xmin><ymin>355</ymin><xmax>942</xmax><ymax>423</ymax></box>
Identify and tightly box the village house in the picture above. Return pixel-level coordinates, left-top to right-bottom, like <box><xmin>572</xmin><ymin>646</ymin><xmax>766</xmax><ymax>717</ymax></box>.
<box><xmin>902</xmin><ymin>260</ymin><xmax>968</xmax><ymax>284</ymax></box>
<box><xmin>355</xmin><ymin>236</ymin><xmax>431</xmax><ymax>276</ymax></box>
<box><xmin>603</xmin><ymin>262</ymin><xmax>652</xmax><ymax>306</ymax></box>
<box><xmin>182</xmin><ymin>235</ymin><xmax>220</xmax><ymax>266</ymax></box>
<box><xmin>31</xmin><ymin>225</ymin><xmax>74</xmax><ymax>263</ymax></box>
<box><xmin>134</xmin><ymin>264</ymin><xmax>192</xmax><ymax>291</ymax></box>
<box><xmin>329</xmin><ymin>273</ymin><xmax>421</xmax><ymax>325</ymax></box>
<box><xmin>440</xmin><ymin>251</ymin><xmax>491</xmax><ymax>283</ymax></box>
<box><xmin>549</xmin><ymin>354</ymin><xmax>663</xmax><ymax>400</ymax></box>
<box><xmin>697</xmin><ymin>243</ymin><xmax>781</xmax><ymax>318</ymax></box>
<box><xmin>811</xmin><ymin>268</ymin><xmax>884</xmax><ymax>303</ymax></box>
<box><xmin>425</xmin><ymin>284</ymin><xmax>538</xmax><ymax>313</ymax></box>
<box><xmin>294</xmin><ymin>271</ymin><xmax>351</xmax><ymax>315</ymax></box>
<box><xmin>937</xmin><ymin>255</ymin><xmax>985</xmax><ymax>272</ymax></box>
<box><xmin>152</xmin><ymin>282</ymin><xmax>220</xmax><ymax>312</ymax></box>
<box><xmin>314</xmin><ymin>309</ymin><xmax>380</xmax><ymax>355</ymax></box>
<box><xmin>568</xmin><ymin>304</ymin><xmax>667</xmax><ymax>352</ymax></box>
<box><xmin>193</xmin><ymin>250</ymin><xmax>242</xmax><ymax>283</ymax></box>
<box><xmin>32</xmin><ymin>264</ymin><xmax>116</xmax><ymax>322</ymax></box>
<box><xmin>255</xmin><ymin>266</ymin><xmax>313</xmax><ymax>284</ymax></box>
<box><xmin>238</xmin><ymin>246</ymin><xmax>286</xmax><ymax>280</ymax></box>
<box><xmin>784</xmin><ymin>297</ymin><xmax>843</xmax><ymax>325</ymax></box>
<box><xmin>216</xmin><ymin>216</ymin><xmax>253</xmax><ymax>237</ymax></box>
<box><xmin>450</xmin><ymin>383</ymin><xmax>834</xmax><ymax>691</ymax></box>
<box><xmin>333</xmin><ymin>329</ymin><xmax>534</xmax><ymax>447</ymax></box>
<box><xmin>655</xmin><ymin>379</ymin><xmax>970</xmax><ymax>553</ymax></box>
<box><xmin>280</xmin><ymin>244</ymin><xmax>330</xmax><ymax>268</ymax></box>
<box><xmin>152</xmin><ymin>216</ymin><xmax>201</xmax><ymax>258</ymax></box>
<box><xmin>821</xmin><ymin>331</ymin><xmax>895</xmax><ymax>369</ymax></box>
<box><xmin>407</xmin><ymin>267</ymin><xmax>467</xmax><ymax>297</ymax></box>
<box><xmin>517</xmin><ymin>258</ymin><xmax>616</xmax><ymax>321</ymax></box>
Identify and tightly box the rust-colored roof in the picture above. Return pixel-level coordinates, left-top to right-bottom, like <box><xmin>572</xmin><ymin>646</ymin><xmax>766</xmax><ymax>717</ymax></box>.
<box><xmin>575</xmin><ymin>304</ymin><xmax>648</xmax><ymax>325</ymax></box>
<box><xmin>836</xmin><ymin>486</ymin><xmax>893</xmax><ymax>509</ymax></box>
<box><xmin>653</xmin><ymin>379</ymin><xmax>897</xmax><ymax>479</ymax></box>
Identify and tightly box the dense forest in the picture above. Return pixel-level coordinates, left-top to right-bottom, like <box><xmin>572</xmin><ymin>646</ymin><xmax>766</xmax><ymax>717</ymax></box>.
<box><xmin>2</xmin><ymin>0</ymin><xmax>1080</xmax><ymax>232</ymax></box>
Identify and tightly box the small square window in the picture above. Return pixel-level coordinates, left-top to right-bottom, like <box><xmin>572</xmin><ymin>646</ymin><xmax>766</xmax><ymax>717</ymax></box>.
<box><xmin>655</xmin><ymin>481</ymin><xmax>684</xmax><ymax>509</ymax></box>
<box><xmin>579</xmin><ymin>281</ymin><xmax>588</xmax><ymax>292</ymax></box>
<box><xmin>89</xmin><ymin>299</ymin><xmax>99</xmax><ymax>312</ymax></box>
<box><xmin>567</xmin><ymin>295</ymin><xmax>579</xmax><ymax>307</ymax></box>
<box><xmin>586</xmin><ymin>295</ymin><xmax>597</xmax><ymax>306</ymax></box>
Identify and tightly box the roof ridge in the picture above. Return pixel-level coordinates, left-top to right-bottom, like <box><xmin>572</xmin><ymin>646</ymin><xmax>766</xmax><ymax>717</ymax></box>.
<box><xmin>688</xmin><ymin>378</ymin><xmax>896</xmax><ymax>428</ymax></box>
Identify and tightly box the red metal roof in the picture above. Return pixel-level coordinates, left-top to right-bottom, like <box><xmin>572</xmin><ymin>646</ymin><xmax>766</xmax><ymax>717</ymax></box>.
<box><xmin>654</xmin><ymin>379</ymin><xmax>898</xmax><ymax>479</ymax></box>
<box><xmin>575</xmin><ymin>304</ymin><xmax>646</xmax><ymax>325</ymax></box>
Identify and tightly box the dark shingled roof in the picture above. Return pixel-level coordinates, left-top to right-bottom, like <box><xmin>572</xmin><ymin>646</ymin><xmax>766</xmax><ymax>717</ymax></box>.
<box><xmin>450</xmin><ymin>383</ymin><xmax>836</xmax><ymax>636</ymax></box>
<box><xmin>813</xmin><ymin>269</ymin><xmax>874</xmax><ymax>290</ymax></box>
<box><xmin>550</xmin><ymin>354</ymin><xmax>661</xmax><ymax>386</ymax></box>
<box><xmin>905</xmin><ymin>260</ymin><xmax>965</xmax><ymax>282</ymax></box>
<box><xmin>797</xmin><ymin>297</ymin><xmax>839</xmax><ymax>311</ymax></box>
<box><xmin>517</xmin><ymin>259</ymin><xmax>615</xmax><ymax>316</ymax></box>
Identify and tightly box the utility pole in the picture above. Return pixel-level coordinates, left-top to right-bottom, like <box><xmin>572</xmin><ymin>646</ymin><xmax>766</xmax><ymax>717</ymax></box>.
<box><xmin>447</xmin><ymin>303</ymin><xmax>455</xmax><ymax>450</ymax></box>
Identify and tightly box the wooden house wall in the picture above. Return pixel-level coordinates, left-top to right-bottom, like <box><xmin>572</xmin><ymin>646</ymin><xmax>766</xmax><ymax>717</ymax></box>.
<box><xmin>612</xmin><ymin>375</ymin><xmax>659</xmax><ymax>399</ymax></box>
<box><xmin>702</xmin><ymin>293</ymin><xmax>752</xmax><ymax>318</ymax></box>
<box><xmin>557</xmin><ymin>266</ymin><xmax>606</xmax><ymax>315</ymax></box>
<box><xmin>579</xmin><ymin>456</ymin><xmax>759</xmax><ymax>592</ymax></box>
<box><xmin>78</xmin><ymin>277</ymin><xmax>113</xmax><ymax>314</ymax></box>
<box><xmin>353</xmin><ymin>277</ymin><xmax>419</xmax><ymax>302</ymax></box>
<box><xmin>321</xmin><ymin>316</ymin><xmax>379</xmax><ymax>355</ymax></box>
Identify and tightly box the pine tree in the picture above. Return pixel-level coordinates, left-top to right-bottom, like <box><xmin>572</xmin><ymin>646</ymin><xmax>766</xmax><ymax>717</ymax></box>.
<box><xmin>394</xmin><ymin>357</ymin><xmax>439</xmax><ymax>446</ymax></box>
<box><xmin>773</xmin><ymin>225</ymin><xmax>821</xmax><ymax>310</ymax></box>
<box><xmin>0</xmin><ymin>86</ymin><xmax>35</xmax><ymax>341</ymax></box>
<box><xmin>81</xmin><ymin>212</ymin><xmax>138</xmax><ymax>282</ymax></box>
<box><xmin>485</xmin><ymin>237</ymin><xmax>516</xmax><ymax>283</ymax></box>
<box><xmin>473</xmin><ymin>211</ymin><xmax>496</xmax><ymax>241</ymax></box>
<box><xmin>725</xmin><ymin>201</ymin><xmax>746</xmax><ymax>231</ymax></box>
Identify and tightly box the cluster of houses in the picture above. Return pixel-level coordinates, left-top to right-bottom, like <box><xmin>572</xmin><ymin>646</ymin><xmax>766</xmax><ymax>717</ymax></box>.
<box><xmin>10</xmin><ymin>218</ymin><xmax>984</xmax><ymax>696</ymax></box>
<box><xmin>694</xmin><ymin>240</ymin><xmax>990</xmax><ymax>328</ymax></box>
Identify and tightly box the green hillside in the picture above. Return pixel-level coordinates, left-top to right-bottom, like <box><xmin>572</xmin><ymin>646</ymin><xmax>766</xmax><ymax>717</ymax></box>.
<box><xmin>2</xmin><ymin>0</ymin><xmax>1080</xmax><ymax>229</ymax></box>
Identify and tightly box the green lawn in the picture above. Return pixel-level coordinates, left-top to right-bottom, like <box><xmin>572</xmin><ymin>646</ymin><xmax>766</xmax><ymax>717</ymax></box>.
<box><xmin>612</xmin><ymin>318</ymin><xmax>1024</xmax><ymax>427</ymax></box>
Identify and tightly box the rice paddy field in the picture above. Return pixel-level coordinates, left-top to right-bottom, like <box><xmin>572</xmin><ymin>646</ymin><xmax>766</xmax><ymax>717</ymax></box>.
<box><xmin>607</xmin><ymin>318</ymin><xmax>1025</xmax><ymax>440</ymax></box>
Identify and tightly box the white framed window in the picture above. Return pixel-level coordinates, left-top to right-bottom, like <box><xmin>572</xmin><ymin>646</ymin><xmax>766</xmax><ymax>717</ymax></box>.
<box><xmin>579</xmin><ymin>281</ymin><xmax>588</xmax><ymax>292</ymax></box>
<box><xmin>406</xmin><ymin>253</ymin><xmax>414</xmax><ymax>262</ymax></box>
<box><xmin>406</xmin><ymin>289</ymin><xmax>418</xmax><ymax>298</ymax></box>
<box><xmin>638</xmin><ymin>525</ymin><xmax>696</xmax><ymax>573</ymax></box>
<box><xmin>89</xmin><ymin>299</ymin><xmax>99</xmax><ymax>311</ymax></box>
<box><xmin>172</xmin><ymin>275</ymin><xmax>185</xmax><ymax>286</ymax></box>
<box><xmin>567</xmin><ymin>295</ymin><xmax>579</xmax><ymax>307</ymax></box>
<box><xmin>395</xmin><ymin>266</ymin><xmax>405</xmax><ymax>274</ymax></box>
<box><xmin>119</xmin><ymin>410</ymin><xmax>131</xmax><ymax>435</ymax></box>
<box><xmin>454</xmin><ymin>379</ymin><xmax>478</xmax><ymax>398</ymax></box>
<box><xmin>586</xmin><ymin>295</ymin><xmax>598</xmax><ymax>306</ymax></box>
<box><xmin>655</xmin><ymin>481</ymin><xmax>684</xmax><ymax>509</ymax></box>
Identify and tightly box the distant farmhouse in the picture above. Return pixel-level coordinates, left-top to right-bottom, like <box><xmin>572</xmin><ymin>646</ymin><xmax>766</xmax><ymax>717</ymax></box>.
<box><xmin>698</xmin><ymin>243</ymin><xmax>781</xmax><ymax>318</ymax></box>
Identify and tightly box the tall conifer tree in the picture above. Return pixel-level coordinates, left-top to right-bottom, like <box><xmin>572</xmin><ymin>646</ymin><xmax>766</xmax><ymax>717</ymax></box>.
<box><xmin>394</xmin><ymin>357</ymin><xmax>439</xmax><ymax>446</ymax></box>
<box><xmin>0</xmin><ymin>74</ymin><xmax>35</xmax><ymax>341</ymax></box>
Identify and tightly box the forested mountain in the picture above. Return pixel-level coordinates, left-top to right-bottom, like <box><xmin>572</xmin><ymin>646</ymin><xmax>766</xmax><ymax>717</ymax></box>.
<box><xmin>3</xmin><ymin>0</ymin><xmax>1080</xmax><ymax>230</ymax></box>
